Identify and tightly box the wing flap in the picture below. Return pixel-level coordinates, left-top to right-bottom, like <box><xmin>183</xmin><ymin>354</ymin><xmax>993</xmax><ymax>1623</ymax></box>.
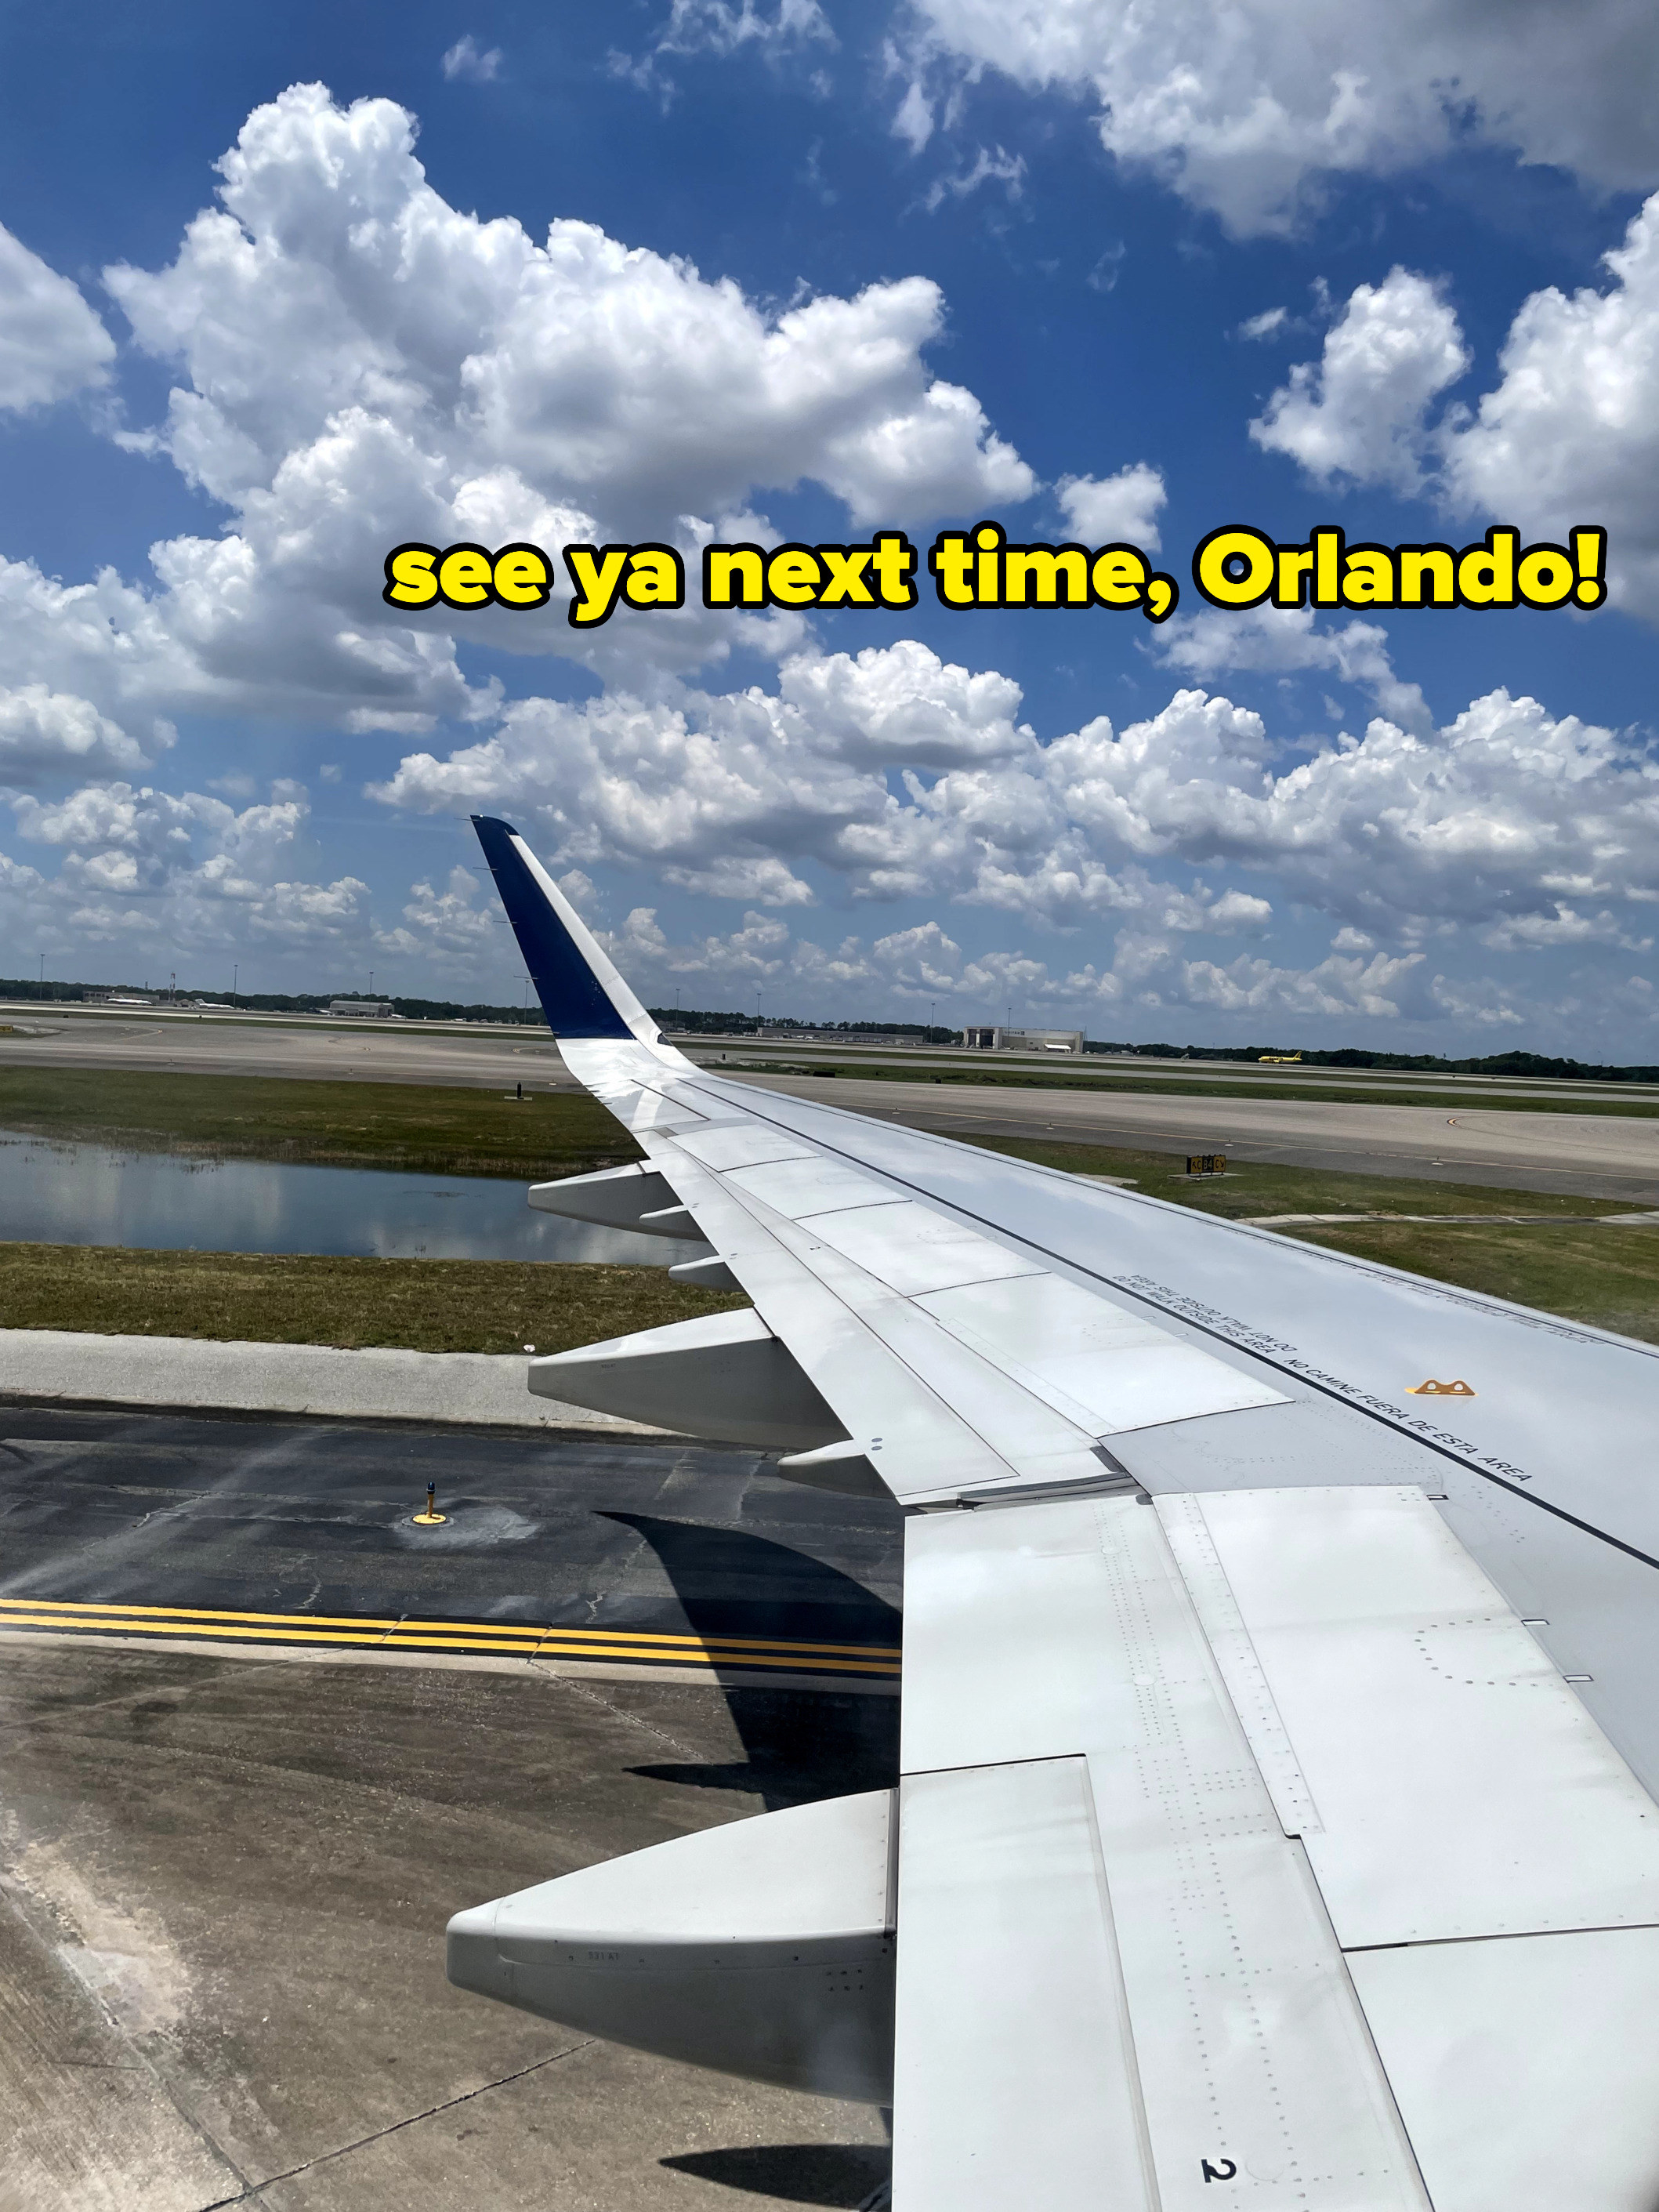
<box><xmin>1160</xmin><ymin>1486</ymin><xmax>1659</xmax><ymax>1947</ymax></box>
<box><xmin>655</xmin><ymin>1146</ymin><xmax>1045</xmax><ymax>1495</ymax></box>
<box><xmin>724</xmin><ymin>1156</ymin><xmax>902</xmax><ymax>1217</ymax></box>
<box><xmin>1349</xmin><ymin>1929</ymin><xmax>1659</xmax><ymax>2212</ymax></box>
<box><xmin>897</xmin><ymin>1494</ymin><xmax>1430</xmax><ymax>2210</ymax></box>
<box><xmin>672</xmin><ymin>1123</ymin><xmax>817</xmax><ymax>1171</ymax></box>
<box><xmin>891</xmin><ymin>1757</ymin><xmax>1157</xmax><ymax>2210</ymax></box>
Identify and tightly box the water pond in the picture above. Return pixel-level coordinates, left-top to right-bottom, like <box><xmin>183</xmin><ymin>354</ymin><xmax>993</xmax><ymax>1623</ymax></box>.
<box><xmin>0</xmin><ymin>1130</ymin><xmax>673</xmax><ymax>1265</ymax></box>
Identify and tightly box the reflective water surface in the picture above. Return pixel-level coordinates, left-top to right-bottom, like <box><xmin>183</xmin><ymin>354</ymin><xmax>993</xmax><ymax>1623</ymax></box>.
<box><xmin>0</xmin><ymin>1130</ymin><xmax>674</xmax><ymax>1264</ymax></box>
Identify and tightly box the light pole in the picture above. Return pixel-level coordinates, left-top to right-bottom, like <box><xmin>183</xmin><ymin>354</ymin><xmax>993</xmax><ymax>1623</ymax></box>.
<box><xmin>232</xmin><ymin>962</ymin><xmax>238</xmax><ymax>1007</ymax></box>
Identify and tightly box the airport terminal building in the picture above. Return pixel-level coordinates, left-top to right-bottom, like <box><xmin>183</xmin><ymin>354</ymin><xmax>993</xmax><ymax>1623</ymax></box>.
<box><xmin>960</xmin><ymin>1024</ymin><xmax>1084</xmax><ymax>1054</ymax></box>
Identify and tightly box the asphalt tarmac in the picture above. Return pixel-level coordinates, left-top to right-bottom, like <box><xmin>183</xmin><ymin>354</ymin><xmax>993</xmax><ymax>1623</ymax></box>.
<box><xmin>0</xmin><ymin>1408</ymin><xmax>902</xmax><ymax>2211</ymax></box>
<box><xmin>0</xmin><ymin>1406</ymin><xmax>903</xmax><ymax>1677</ymax></box>
<box><xmin>7</xmin><ymin>1013</ymin><xmax>1659</xmax><ymax>1198</ymax></box>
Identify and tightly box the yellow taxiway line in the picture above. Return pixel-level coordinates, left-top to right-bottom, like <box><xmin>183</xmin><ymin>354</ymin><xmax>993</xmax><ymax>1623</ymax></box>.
<box><xmin>0</xmin><ymin>1594</ymin><xmax>900</xmax><ymax>1678</ymax></box>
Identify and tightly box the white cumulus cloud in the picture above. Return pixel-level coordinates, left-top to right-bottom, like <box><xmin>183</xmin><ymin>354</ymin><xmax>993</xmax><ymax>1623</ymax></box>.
<box><xmin>1156</xmin><ymin>604</ymin><xmax>1430</xmax><ymax>732</ymax></box>
<box><xmin>904</xmin><ymin>0</ymin><xmax>1659</xmax><ymax>234</ymax></box>
<box><xmin>1440</xmin><ymin>194</ymin><xmax>1659</xmax><ymax>622</ymax></box>
<box><xmin>1250</xmin><ymin>267</ymin><xmax>1469</xmax><ymax>491</ymax></box>
<box><xmin>1056</xmin><ymin>463</ymin><xmax>1167</xmax><ymax>549</ymax></box>
<box><xmin>780</xmin><ymin>640</ymin><xmax>1029</xmax><ymax>765</ymax></box>
<box><xmin>563</xmin><ymin>894</ymin><xmax>1420</xmax><ymax>1031</ymax></box>
<box><xmin>0</xmin><ymin>221</ymin><xmax>115</xmax><ymax>411</ymax></box>
<box><xmin>1248</xmin><ymin>201</ymin><xmax>1659</xmax><ymax>623</ymax></box>
<box><xmin>1180</xmin><ymin>946</ymin><xmax>1424</xmax><ymax>1020</ymax></box>
<box><xmin>369</xmin><ymin>626</ymin><xmax>1659</xmax><ymax>959</ymax></box>
<box><xmin>0</xmin><ymin>686</ymin><xmax>155</xmax><ymax>785</ymax></box>
<box><xmin>7</xmin><ymin>82</ymin><xmax>1031</xmax><ymax>739</ymax></box>
<box><xmin>6</xmin><ymin>781</ymin><xmax>370</xmax><ymax>965</ymax></box>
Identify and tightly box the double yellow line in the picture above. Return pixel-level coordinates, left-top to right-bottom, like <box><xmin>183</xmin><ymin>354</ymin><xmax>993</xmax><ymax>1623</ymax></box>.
<box><xmin>0</xmin><ymin>1596</ymin><xmax>900</xmax><ymax>1679</ymax></box>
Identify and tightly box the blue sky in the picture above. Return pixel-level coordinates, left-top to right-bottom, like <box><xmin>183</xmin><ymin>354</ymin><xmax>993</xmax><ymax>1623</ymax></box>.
<box><xmin>2</xmin><ymin>1</ymin><xmax>1658</xmax><ymax>1050</ymax></box>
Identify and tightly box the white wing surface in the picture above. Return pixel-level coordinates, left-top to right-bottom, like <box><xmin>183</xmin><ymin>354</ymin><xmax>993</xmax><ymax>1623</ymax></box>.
<box><xmin>447</xmin><ymin>816</ymin><xmax>1659</xmax><ymax>2211</ymax></box>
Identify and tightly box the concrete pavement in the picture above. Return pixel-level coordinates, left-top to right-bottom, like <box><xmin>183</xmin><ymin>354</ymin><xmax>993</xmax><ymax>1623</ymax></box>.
<box><xmin>0</xmin><ymin>1405</ymin><xmax>902</xmax><ymax>2209</ymax></box>
<box><xmin>0</xmin><ymin>1639</ymin><xmax>894</xmax><ymax>2212</ymax></box>
<box><xmin>0</xmin><ymin>1329</ymin><xmax>656</xmax><ymax>1432</ymax></box>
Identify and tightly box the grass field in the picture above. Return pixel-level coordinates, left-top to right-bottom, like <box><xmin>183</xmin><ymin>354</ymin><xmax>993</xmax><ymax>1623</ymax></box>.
<box><xmin>0</xmin><ymin>1243</ymin><xmax>741</xmax><ymax>1354</ymax></box>
<box><xmin>1279</xmin><ymin>1218</ymin><xmax>1659</xmax><ymax>1343</ymax></box>
<box><xmin>0</xmin><ymin>1067</ymin><xmax>641</xmax><ymax>1180</ymax></box>
<box><xmin>962</xmin><ymin>1134</ymin><xmax>1623</xmax><ymax>1220</ymax></box>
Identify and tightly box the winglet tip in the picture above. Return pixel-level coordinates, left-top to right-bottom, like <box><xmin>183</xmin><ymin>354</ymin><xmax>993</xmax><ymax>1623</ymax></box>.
<box><xmin>467</xmin><ymin>813</ymin><xmax>647</xmax><ymax>1043</ymax></box>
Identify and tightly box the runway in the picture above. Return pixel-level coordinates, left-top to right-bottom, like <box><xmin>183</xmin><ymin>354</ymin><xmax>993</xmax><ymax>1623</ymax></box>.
<box><xmin>6</xmin><ymin>1008</ymin><xmax>1659</xmax><ymax>1196</ymax></box>
<box><xmin>0</xmin><ymin>1405</ymin><xmax>900</xmax><ymax>2210</ymax></box>
<box><xmin>0</xmin><ymin>1007</ymin><xmax>575</xmax><ymax>1088</ymax></box>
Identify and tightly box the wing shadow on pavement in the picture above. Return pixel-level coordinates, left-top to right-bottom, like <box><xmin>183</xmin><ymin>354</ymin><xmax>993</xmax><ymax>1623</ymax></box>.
<box><xmin>660</xmin><ymin>2145</ymin><xmax>891</xmax><ymax>2205</ymax></box>
<box><xmin>602</xmin><ymin>1510</ymin><xmax>900</xmax><ymax>1813</ymax></box>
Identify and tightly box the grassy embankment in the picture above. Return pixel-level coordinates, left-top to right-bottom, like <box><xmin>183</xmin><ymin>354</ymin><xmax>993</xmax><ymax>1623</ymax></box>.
<box><xmin>2</xmin><ymin>1072</ymin><xmax>1657</xmax><ymax>1347</ymax></box>
<box><xmin>0</xmin><ymin>1245</ymin><xmax>742</xmax><ymax>1354</ymax></box>
<box><xmin>0</xmin><ymin>1066</ymin><xmax>639</xmax><ymax>1180</ymax></box>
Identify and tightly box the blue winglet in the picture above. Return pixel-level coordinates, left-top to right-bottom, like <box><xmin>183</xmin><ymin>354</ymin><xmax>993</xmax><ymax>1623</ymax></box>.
<box><xmin>471</xmin><ymin>816</ymin><xmax>640</xmax><ymax>1040</ymax></box>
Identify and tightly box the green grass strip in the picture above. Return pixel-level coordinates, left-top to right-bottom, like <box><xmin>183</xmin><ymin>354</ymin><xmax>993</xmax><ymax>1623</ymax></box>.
<box><xmin>0</xmin><ymin>1245</ymin><xmax>741</xmax><ymax>1355</ymax></box>
<box><xmin>0</xmin><ymin>1068</ymin><xmax>639</xmax><ymax>1181</ymax></box>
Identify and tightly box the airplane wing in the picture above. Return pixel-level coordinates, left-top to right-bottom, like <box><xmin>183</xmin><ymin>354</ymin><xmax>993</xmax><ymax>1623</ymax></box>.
<box><xmin>447</xmin><ymin>815</ymin><xmax>1659</xmax><ymax>2211</ymax></box>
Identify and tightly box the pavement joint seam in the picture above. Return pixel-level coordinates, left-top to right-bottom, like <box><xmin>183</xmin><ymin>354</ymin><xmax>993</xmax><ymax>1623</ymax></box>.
<box><xmin>195</xmin><ymin>2041</ymin><xmax>597</xmax><ymax>2207</ymax></box>
<box><xmin>0</xmin><ymin>1655</ymin><xmax>226</xmax><ymax>1737</ymax></box>
<box><xmin>542</xmin><ymin>1665</ymin><xmax>708</xmax><ymax>1760</ymax></box>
